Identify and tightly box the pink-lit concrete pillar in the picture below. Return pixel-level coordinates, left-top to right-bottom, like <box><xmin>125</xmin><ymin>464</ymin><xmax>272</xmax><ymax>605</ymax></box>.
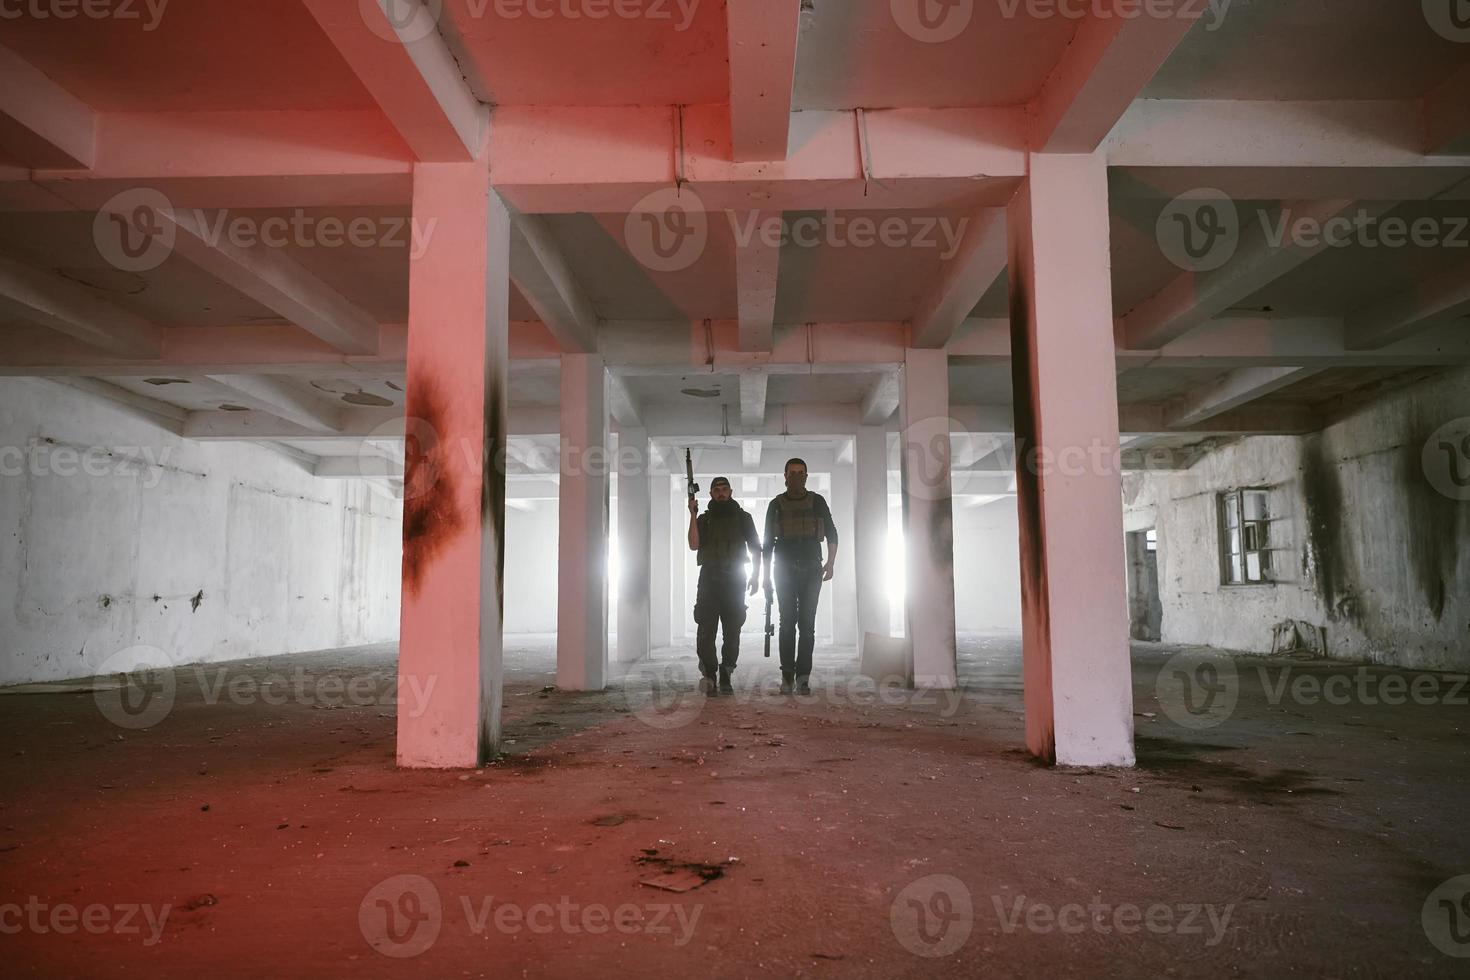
<box><xmin>616</xmin><ymin>427</ymin><xmax>651</xmax><ymax>663</ymax></box>
<box><xmin>557</xmin><ymin>354</ymin><xmax>610</xmax><ymax>690</ymax></box>
<box><xmin>831</xmin><ymin>446</ymin><xmax>858</xmax><ymax>646</ymax></box>
<box><xmin>900</xmin><ymin>348</ymin><xmax>958</xmax><ymax>688</ymax></box>
<box><xmin>397</xmin><ymin>148</ymin><xmax>509</xmax><ymax>769</ymax></box>
<box><xmin>854</xmin><ymin>425</ymin><xmax>890</xmax><ymax>656</ymax></box>
<box><xmin>1007</xmin><ymin>151</ymin><xmax>1135</xmax><ymax>767</ymax></box>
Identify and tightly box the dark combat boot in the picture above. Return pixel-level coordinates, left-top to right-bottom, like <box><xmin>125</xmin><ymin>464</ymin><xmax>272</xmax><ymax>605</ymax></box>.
<box><xmin>795</xmin><ymin>676</ymin><xmax>812</xmax><ymax>696</ymax></box>
<box><xmin>779</xmin><ymin>671</ymin><xmax>795</xmax><ymax>695</ymax></box>
<box><xmin>700</xmin><ymin>671</ymin><xmax>718</xmax><ymax>697</ymax></box>
<box><xmin>718</xmin><ymin>666</ymin><xmax>735</xmax><ymax>696</ymax></box>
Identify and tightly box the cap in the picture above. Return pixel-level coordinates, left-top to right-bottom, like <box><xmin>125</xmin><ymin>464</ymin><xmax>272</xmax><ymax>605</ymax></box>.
<box><xmin>710</xmin><ymin>476</ymin><xmax>732</xmax><ymax>490</ymax></box>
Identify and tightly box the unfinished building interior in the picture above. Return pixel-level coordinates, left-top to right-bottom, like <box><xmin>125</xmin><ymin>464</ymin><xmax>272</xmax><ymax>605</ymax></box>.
<box><xmin>1</xmin><ymin>0</ymin><xmax>1468</xmax><ymax>976</ymax></box>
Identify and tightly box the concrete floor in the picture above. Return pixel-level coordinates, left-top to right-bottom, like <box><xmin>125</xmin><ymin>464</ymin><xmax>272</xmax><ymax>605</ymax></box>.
<box><xmin>1</xmin><ymin>633</ymin><xmax>1467</xmax><ymax>977</ymax></box>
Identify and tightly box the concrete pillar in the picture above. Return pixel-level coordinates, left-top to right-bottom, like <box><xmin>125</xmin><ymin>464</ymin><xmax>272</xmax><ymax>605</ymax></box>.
<box><xmin>831</xmin><ymin>446</ymin><xmax>859</xmax><ymax>646</ymax></box>
<box><xmin>397</xmin><ymin>147</ymin><xmax>509</xmax><ymax>769</ymax></box>
<box><xmin>900</xmin><ymin>347</ymin><xmax>958</xmax><ymax>689</ymax></box>
<box><xmin>855</xmin><ymin>425</ymin><xmax>890</xmax><ymax>655</ymax></box>
<box><xmin>1008</xmin><ymin>151</ymin><xmax>1134</xmax><ymax>767</ymax></box>
<box><xmin>649</xmin><ymin>472</ymin><xmax>672</xmax><ymax>649</ymax></box>
<box><xmin>616</xmin><ymin>428</ymin><xmax>652</xmax><ymax>663</ymax></box>
<box><xmin>557</xmin><ymin>355</ymin><xmax>609</xmax><ymax>690</ymax></box>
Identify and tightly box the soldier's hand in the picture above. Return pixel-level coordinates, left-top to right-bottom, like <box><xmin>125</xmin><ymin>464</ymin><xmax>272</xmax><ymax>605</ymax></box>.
<box><xmin>687</xmin><ymin>496</ymin><xmax>698</xmax><ymax>517</ymax></box>
<box><xmin>747</xmin><ymin>578</ymin><xmax>759</xmax><ymax>597</ymax></box>
<box><xmin>822</xmin><ymin>563</ymin><xmax>835</xmax><ymax>582</ymax></box>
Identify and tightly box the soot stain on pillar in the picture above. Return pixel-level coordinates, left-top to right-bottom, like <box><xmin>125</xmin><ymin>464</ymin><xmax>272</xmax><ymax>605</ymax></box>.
<box><xmin>402</xmin><ymin>375</ymin><xmax>463</xmax><ymax>597</ymax></box>
<box><xmin>1300</xmin><ymin>434</ymin><xmax>1352</xmax><ymax>622</ymax></box>
<box><xmin>1402</xmin><ymin>408</ymin><xmax>1461</xmax><ymax>621</ymax></box>
<box><xmin>481</xmin><ymin>377</ymin><xmax>507</xmax><ymax>619</ymax></box>
<box><xmin>1007</xmin><ymin>285</ymin><xmax>1049</xmax><ymax>635</ymax></box>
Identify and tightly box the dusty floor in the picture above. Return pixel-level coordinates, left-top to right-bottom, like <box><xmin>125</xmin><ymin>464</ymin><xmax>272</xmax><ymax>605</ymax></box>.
<box><xmin>1</xmin><ymin>633</ymin><xmax>1468</xmax><ymax>978</ymax></box>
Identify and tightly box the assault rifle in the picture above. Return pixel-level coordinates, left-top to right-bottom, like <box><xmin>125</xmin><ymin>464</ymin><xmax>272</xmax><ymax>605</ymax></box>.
<box><xmin>684</xmin><ymin>448</ymin><xmax>699</xmax><ymax>502</ymax></box>
<box><xmin>763</xmin><ymin>579</ymin><xmax>774</xmax><ymax>658</ymax></box>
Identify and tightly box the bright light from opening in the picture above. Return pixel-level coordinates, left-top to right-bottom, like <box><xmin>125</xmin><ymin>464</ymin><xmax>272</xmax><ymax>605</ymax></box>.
<box><xmin>886</xmin><ymin>515</ymin><xmax>906</xmax><ymax>636</ymax></box>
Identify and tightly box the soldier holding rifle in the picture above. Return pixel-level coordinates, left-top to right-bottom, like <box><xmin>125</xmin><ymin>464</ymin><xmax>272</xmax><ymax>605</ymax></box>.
<box><xmin>685</xmin><ymin>454</ymin><xmax>762</xmax><ymax>697</ymax></box>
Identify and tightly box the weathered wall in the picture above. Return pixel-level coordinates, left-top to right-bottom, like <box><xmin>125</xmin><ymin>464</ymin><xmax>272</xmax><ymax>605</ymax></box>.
<box><xmin>1124</xmin><ymin>368</ymin><xmax>1469</xmax><ymax>670</ymax></box>
<box><xmin>953</xmin><ymin>496</ymin><xmax>1023</xmax><ymax>631</ymax></box>
<box><xmin>0</xmin><ymin>378</ymin><xmax>402</xmax><ymax>686</ymax></box>
<box><xmin>504</xmin><ymin>498</ymin><xmax>560</xmax><ymax>633</ymax></box>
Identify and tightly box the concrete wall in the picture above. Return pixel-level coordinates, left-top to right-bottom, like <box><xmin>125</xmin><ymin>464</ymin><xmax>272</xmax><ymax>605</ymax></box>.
<box><xmin>0</xmin><ymin>378</ymin><xmax>402</xmax><ymax>686</ymax></box>
<box><xmin>1124</xmin><ymin>368</ymin><xmax>1470</xmax><ymax>670</ymax></box>
<box><xmin>504</xmin><ymin>499</ymin><xmax>560</xmax><ymax>633</ymax></box>
<box><xmin>953</xmin><ymin>497</ymin><xmax>1022</xmax><ymax>631</ymax></box>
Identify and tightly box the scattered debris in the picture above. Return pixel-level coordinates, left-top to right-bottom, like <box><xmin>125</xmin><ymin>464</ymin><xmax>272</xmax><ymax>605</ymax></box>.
<box><xmin>453</xmin><ymin>859</ymin><xmax>470</xmax><ymax>868</ymax></box>
<box><xmin>1271</xmin><ymin>619</ymin><xmax>1327</xmax><ymax>658</ymax></box>
<box><xmin>180</xmin><ymin>894</ymin><xmax>218</xmax><ymax>911</ymax></box>
<box><xmin>591</xmin><ymin>814</ymin><xmax>627</xmax><ymax>827</ymax></box>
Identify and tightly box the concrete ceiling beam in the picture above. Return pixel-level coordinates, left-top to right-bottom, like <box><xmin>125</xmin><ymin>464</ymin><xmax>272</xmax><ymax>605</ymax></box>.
<box><xmin>0</xmin><ymin>254</ymin><xmax>163</xmax><ymax>358</ymax></box>
<box><xmin>726</xmin><ymin>0</ymin><xmax>801</xmax><ymax>162</ymax></box>
<box><xmin>0</xmin><ymin>43</ymin><xmax>95</xmax><ymax>169</ymax></box>
<box><xmin>909</xmin><ymin>209</ymin><xmax>1007</xmax><ymax>350</ymax></box>
<box><xmin>510</xmin><ymin>215</ymin><xmax>598</xmax><ymax>353</ymax></box>
<box><xmin>300</xmin><ymin>0</ymin><xmax>486</xmax><ymax>162</ymax></box>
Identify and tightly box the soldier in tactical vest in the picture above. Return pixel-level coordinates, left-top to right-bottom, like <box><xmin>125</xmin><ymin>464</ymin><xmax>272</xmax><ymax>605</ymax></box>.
<box><xmin>687</xmin><ymin>477</ymin><xmax>763</xmax><ymax>696</ymax></box>
<box><xmin>762</xmin><ymin>458</ymin><xmax>839</xmax><ymax>695</ymax></box>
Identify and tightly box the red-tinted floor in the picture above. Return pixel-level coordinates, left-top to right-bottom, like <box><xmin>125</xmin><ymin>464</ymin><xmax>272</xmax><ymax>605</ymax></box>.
<box><xmin>1</xmin><ymin>634</ymin><xmax>1467</xmax><ymax>978</ymax></box>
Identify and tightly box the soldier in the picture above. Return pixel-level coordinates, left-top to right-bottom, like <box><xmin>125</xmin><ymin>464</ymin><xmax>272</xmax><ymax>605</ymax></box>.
<box><xmin>687</xmin><ymin>477</ymin><xmax>763</xmax><ymax>696</ymax></box>
<box><xmin>762</xmin><ymin>458</ymin><xmax>839</xmax><ymax>695</ymax></box>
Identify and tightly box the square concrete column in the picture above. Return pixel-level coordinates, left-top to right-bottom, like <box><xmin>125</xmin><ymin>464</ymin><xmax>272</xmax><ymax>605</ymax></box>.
<box><xmin>616</xmin><ymin>428</ymin><xmax>652</xmax><ymax>663</ymax></box>
<box><xmin>899</xmin><ymin>348</ymin><xmax>958</xmax><ymax>689</ymax></box>
<box><xmin>557</xmin><ymin>354</ymin><xmax>610</xmax><ymax>690</ymax></box>
<box><xmin>649</xmin><ymin>471</ymin><xmax>672</xmax><ymax>649</ymax></box>
<box><xmin>1008</xmin><ymin>151</ymin><xmax>1135</xmax><ymax>767</ymax></box>
<box><xmin>854</xmin><ymin>425</ymin><xmax>891</xmax><ymax>657</ymax></box>
<box><xmin>831</xmin><ymin>446</ymin><xmax>859</xmax><ymax>646</ymax></box>
<box><xmin>397</xmin><ymin>149</ymin><xmax>509</xmax><ymax>769</ymax></box>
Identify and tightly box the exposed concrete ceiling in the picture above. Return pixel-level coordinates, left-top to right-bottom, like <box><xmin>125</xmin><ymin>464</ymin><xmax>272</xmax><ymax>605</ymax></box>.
<box><xmin>1</xmin><ymin>0</ymin><xmax>1468</xmax><ymax>479</ymax></box>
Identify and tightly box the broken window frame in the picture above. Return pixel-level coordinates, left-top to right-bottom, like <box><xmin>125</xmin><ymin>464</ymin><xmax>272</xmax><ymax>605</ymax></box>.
<box><xmin>1218</xmin><ymin>488</ymin><xmax>1272</xmax><ymax>586</ymax></box>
